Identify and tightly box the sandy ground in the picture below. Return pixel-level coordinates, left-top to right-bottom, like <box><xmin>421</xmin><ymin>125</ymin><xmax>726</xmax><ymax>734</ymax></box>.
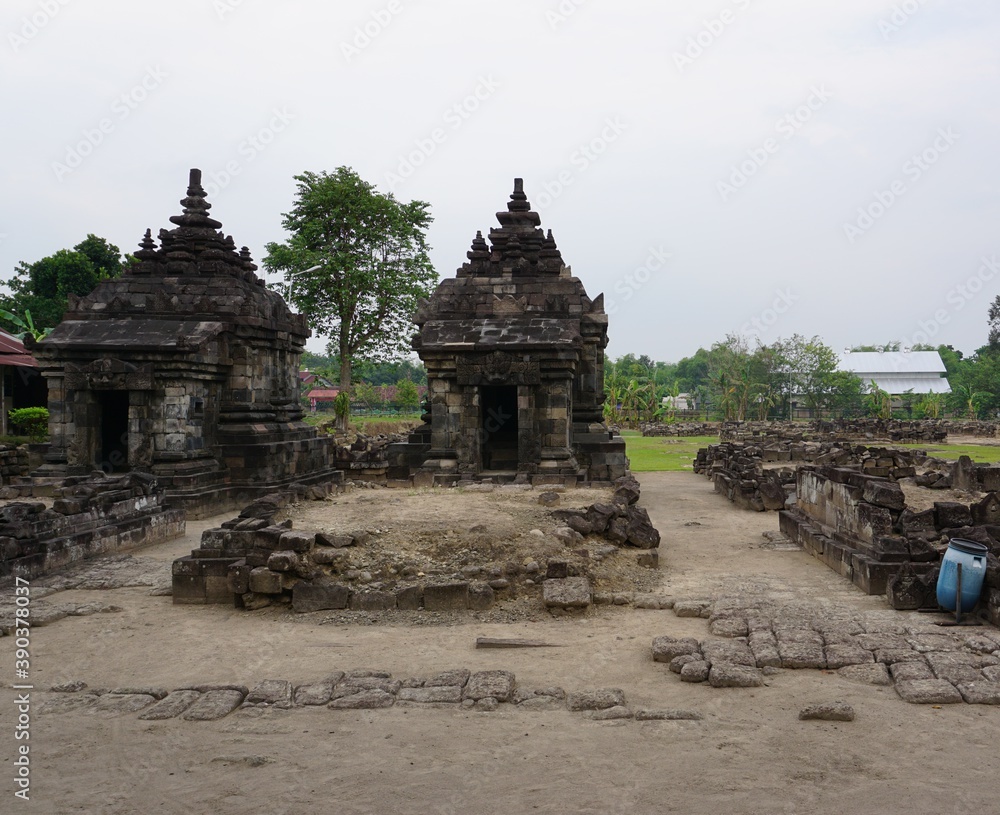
<box><xmin>2</xmin><ymin>473</ymin><xmax>997</xmax><ymax>815</ymax></box>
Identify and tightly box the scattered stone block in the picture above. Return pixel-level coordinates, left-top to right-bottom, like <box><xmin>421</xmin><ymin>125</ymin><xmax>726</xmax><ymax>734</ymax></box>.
<box><xmin>328</xmin><ymin>689</ymin><xmax>395</xmax><ymax>709</ymax></box>
<box><xmin>673</xmin><ymin>600</ymin><xmax>711</xmax><ymax>618</ymax></box>
<box><xmin>543</xmin><ymin>577</ymin><xmax>592</xmax><ymax>609</ymax></box>
<box><xmin>587</xmin><ymin>705</ymin><xmax>633</xmax><ymax>720</ymax></box>
<box><xmin>426</xmin><ymin>669</ymin><xmax>470</xmax><ymax>687</ymax></box>
<box><xmin>294</xmin><ymin>681</ymin><xmax>335</xmax><ymax>706</ymax></box>
<box><xmin>566</xmin><ymin>688</ymin><xmax>627</xmax><ymax>711</ymax></box>
<box><xmin>138</xmin><ymin>690</ymin><xmax>202</xmax><ymax>720</ymax></box>
<box><xmin>652</xmin><ymin>636</ymin><xmax>701</xmax><ymax>663</ymax></box>
<box><xmin>669</xmin><ymin>654</ymin><xmax>699</xmax><ymax>674</ymax></box>
<box><xmin>464</xmin><ymin>670</ymin><xmax>515</xmax><ymax>702</ymax></box>
<box><xmin>680</xmin><ymin>661</ymin><xmax>710</xmax><ymax>683</ymax></box>
<box><xmin>708</xmin><ymin>663</ymin><xmax>763</xmax><ymax>688</ymax></box>
<box><xmin>399</xmin><ymin>686</ymin><xmax>463</xmax><ymax>704</ymax></box>
<box><xmin>634</xmin><ymin>709</ymin><xmax>703</xmax><ymax>721</ymax></box>
<box><xmin>333</xmin><ymin>677</ymin><xmax>402</xmax><ymax>696</ymax></box>
<box><xmin>799</xmin><ymin>702</ymin><xmax>856</xmax><ymax>722</ymax></box>
<box><xmin>279</xmin><ymin>531</ymin><xmax>315</xmax><ymax>552</ymax></box>
<box><xmin>245</xmin><ymin>679</ymin><xmax>292</xmax><ymax>706</ymax></box>
<box><xmin>183</xmin><ymin>689</ymin><xmax>247</xmax><ymax>720</ymax></box>
<box><xmin>702</xmin><ymin>640</ymin><xmax>756</xmax><ymax>668</ymax></box>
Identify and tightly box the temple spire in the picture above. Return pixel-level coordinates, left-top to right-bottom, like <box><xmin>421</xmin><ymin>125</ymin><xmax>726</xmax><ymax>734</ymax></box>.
<box><xmin>169</xmin><ymin>168</ymin><xmax>223</xmax><ymax>230</ymax></box>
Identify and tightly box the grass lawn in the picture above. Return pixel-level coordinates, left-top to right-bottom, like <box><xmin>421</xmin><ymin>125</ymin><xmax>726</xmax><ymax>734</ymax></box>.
<box><xmin>621</xmin><ymin>431</ymin><xmax>716</xmax><ymax>472</ymax></box>
<box><xmin>896</xmin><ymin>442</ymin><xmax>1000</xmax><ymax>465</ymax></box>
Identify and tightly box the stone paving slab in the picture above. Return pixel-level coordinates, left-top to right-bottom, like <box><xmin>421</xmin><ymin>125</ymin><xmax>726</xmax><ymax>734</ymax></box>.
<box><xmin>183</xmin><ymin>689</ymin><xmax>247</xmax><ymax>721</ymax></box>
<box><xmin>139</xmin><ymin>690</ymin><xmax>203</xmax><ymax>720</ymax></box>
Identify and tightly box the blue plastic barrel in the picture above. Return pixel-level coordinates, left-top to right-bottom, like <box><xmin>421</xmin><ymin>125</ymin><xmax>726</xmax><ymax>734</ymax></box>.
<box><xmin>936</xmin><ymin>538</ymin><xmax>989</xmax><ymax>612</ymax></box>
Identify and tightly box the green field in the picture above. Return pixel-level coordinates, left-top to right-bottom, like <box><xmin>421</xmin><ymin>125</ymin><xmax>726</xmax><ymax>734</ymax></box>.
<box><xmin>621</xmin><ymin>432</ymin><xmax>716</xmax><ymax>472</ymax></box>
<box><xmin>622</xmin><ymin>435</ymin><xmax>1000</xmax><ymax>471</ymax></box>
<box><xmin>896</xmin><ymin>442</ymin><xmax>1000</xmax><ymax>464</ymax></box>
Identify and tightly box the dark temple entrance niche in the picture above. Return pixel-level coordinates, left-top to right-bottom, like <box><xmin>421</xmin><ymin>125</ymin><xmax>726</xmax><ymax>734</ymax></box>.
<box><xmin>481</xmin><ymin>386</ymin><xmax>518</xmax><ymax>471</ymax></box>
<box><xmin>98</xmin><ymin>390</ymin><xmax>129</xmax><ymax>472</ymax></box>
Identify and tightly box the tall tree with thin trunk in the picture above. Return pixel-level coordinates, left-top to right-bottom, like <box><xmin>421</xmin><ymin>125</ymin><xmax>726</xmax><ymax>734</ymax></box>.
<box><xmin>264</xmin><ymin>168</ymin><xmax>437</xmax><ymax>430</ymax></box>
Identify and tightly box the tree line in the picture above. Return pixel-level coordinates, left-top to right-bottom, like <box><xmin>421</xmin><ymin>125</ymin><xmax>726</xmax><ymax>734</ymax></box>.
<box><xmin>604</xmin><ymin>333</ymin><xmax>1000</xmax><ymax>425</ymax></box>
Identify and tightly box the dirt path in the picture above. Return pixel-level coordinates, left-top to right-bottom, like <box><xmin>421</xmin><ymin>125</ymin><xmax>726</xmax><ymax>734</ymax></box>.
<box><xmin>2</xmin><ymin>474</ymin><xmax>996</xmax><ymax>814</ymax></box>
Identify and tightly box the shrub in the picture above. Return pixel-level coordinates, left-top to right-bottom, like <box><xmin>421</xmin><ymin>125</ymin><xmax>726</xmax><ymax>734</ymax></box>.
<box><xmin>8</xmin><ymin>407</ymin><xmax>49</xmax><ymax>441</ymax></box>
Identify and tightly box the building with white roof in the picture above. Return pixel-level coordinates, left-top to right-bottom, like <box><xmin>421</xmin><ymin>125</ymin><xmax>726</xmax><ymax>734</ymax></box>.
<box><xmin>838</xmin><ymin>350</ymin><xmax>951</xmax><ymax>394</ymax></box>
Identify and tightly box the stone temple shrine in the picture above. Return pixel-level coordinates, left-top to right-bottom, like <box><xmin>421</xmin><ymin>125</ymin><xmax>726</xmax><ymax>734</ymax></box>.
<box><xmin>30</xmin><ymin>169</ymin><xmax>337</xmax><ymax>512</ymax></box>
<box><xmin>389</xmin><ymin>179</ymin><xmax>627</xmax><ymax>485</ymax></box>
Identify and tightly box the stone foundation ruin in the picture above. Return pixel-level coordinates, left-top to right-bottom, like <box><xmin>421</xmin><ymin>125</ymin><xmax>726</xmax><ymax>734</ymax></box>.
<box><xmin>389</xmin><ymin>179</ymin><xmax>627</xmax><ymax>486</ymax></box>
<box><xmin>28</xmin><ymin>169</ymin><xmax>340</xmax><ymax>515</ymax></box>
<box><xmin>0</xmin><ymin>471</ymin><xmax>184</xmax><ymax>579</ymax></box>
<box><xmin>779</xmin><ymin>460</ymin><xmax>1000</xmax><ymax>625</ymax></box>
<box><xmin>172</xmin><ymin>475</ymin><xmax>660</xmax><ymax>613</ymax></box>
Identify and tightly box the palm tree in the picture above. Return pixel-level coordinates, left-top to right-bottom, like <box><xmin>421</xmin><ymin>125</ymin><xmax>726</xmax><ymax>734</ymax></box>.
<box><xmin>864</xmin><ymin>380</ymin><xmax>892</xmax><ymax>419</ymax></box>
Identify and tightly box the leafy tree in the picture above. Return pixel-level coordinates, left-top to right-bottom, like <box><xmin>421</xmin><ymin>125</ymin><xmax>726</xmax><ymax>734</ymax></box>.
<box><xmin>264</xmin><ymin>167</ymin><xmax>437</xmax><ymax>430</ymax></box>
<box><xmin>0</xmin><ymin>235</ymin><xmax>128</xmax><ymax>334</ymax></box>
<box><xmin>396</xmin><ymin>378</ymin><xmax>420</xmax><ymax>412</ymax></box>
<box><xmin>989</xmin><ymin>295</ymin><xmax>1000</xmax><ymax>349</ymax></box>
<box><xmin>825</xmin><ymin>371</ymin><xmax>865</xmax><ymax>418</ymax></box>
<box><xmin>864</xmin><ymin>380</ymin><xmax>892</xmax><ymax>419</ymax></box>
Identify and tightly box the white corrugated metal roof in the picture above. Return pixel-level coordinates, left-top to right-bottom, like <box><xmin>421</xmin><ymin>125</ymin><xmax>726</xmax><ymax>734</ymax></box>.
<box><xmin>839</xmin><ymin>350</ymin><xmax>947</xmax><ymax>374</ymax></box>
<box><xmin>863</xmin><ymin>375</ymin><xmax>952</xmax><ymax>394</ymax></box>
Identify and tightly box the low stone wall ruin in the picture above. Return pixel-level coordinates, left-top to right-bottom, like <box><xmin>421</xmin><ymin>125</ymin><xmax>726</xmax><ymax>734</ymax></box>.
<box><xmin>0</xmin><ymin>472</ymin><xmax>185</xmax><ymax>579</ymax></box>
<box><xmin>694</xmin><ymin>441</ymin><xmax>923</xmax><ymax>512</ymax></box>
<box><xmin>779</xmin><ymin>464</ymin><xmax>1000</xmax><ymax>624</ymax></box>
<box><xmin>0</xmin><ymin>445</ymin><xmax>29</xmax><ymax>485</ymax></box>
<box><xmin>640</xmin><ymin>422</ymin><xmax>720</xmax><ymax>437</ymax></box>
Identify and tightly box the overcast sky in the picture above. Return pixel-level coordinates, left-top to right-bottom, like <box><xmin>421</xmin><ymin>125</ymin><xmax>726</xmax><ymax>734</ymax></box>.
<box><xmin>2</xmin><ymin>0</ymin><xmax>998</xmax><ymax>362</ymax></box>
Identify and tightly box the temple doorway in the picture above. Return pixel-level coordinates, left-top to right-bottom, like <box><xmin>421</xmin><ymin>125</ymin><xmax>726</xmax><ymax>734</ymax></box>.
<box><xmin>480</xmin><ymin>385</ymin><xmax>518</xmax><ymax>471</ymax></box>
<box><xmin>98</xmin><ymin>390</ymin><xmax>129</xmax><ymax>472</ymax></box>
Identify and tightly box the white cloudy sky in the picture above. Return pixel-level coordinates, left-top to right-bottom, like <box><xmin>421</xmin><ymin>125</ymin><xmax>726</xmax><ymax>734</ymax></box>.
<box><xmin>2</xmin><ymin>0</ymin><xmax>998</xmax><ymax>361</ymax></box>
